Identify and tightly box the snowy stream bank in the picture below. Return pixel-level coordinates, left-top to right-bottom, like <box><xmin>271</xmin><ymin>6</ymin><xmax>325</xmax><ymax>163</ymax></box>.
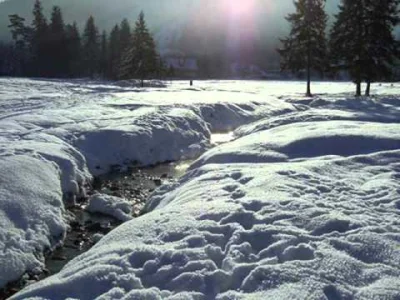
<box><xmin>1</xmin><ymin>79</ymin><xmax>400</xmax><ymax>299</ymax></box>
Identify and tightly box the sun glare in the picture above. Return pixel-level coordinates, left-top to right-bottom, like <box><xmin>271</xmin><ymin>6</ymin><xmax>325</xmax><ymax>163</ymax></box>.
<box><xmin>225</xmin><ymin>0</ymin><xmax>257</xmax><ymax>19</ymax></box>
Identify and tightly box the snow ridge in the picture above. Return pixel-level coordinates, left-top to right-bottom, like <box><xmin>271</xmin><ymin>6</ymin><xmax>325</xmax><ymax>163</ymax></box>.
<box><xmin>1</xmin><ymin>79</ymin><xmax>400</xmax><ymax>299</ymax></box>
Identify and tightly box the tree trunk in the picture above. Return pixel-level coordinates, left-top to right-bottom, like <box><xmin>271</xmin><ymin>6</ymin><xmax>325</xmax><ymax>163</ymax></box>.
<box><xmin>365</xmin><ymin>81</ymin><xmax>371</xmax><ymax>96</ymax></box>
<box><xmin>306</xmin><ymin>40</ymin><xmax>312</xmax><ymax>97</ymax></box>
<box><xmin>356</xmin><ymin>81</ymin><xmax>361</xmax><ymax>97</ymax></box>
<box><xmin>306</xmin><ymin>70</ymin><xmax>312</xmax><ymax>97</ymax></box>
<box><xmin>141</xmin><ymin>79</ymin><xmax>144</xmax><ymax>87</ymax></box>
<box><xmin>305</xmin><ymin>0</ymin><xmax>312</xmax><ymax>98</ymax></box>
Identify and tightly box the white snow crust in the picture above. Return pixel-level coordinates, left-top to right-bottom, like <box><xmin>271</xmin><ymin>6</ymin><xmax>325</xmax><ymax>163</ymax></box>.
<box><xmin>86</xmin><ymin>194</ymin><xmax>133</xmax><ymax>222</ymax></box>
<box><xmin>1</xmin><ymin>78</ymin><xmax>400</xmax><ymax>299</ymax></box>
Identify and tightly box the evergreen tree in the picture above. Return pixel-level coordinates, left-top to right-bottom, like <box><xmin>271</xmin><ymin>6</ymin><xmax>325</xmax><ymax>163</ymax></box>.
<box><xmin>119</xmin><ymin>19</ymin><xmax>131</xmax><ymax>53</ymax></box>
<box><xmin>363</xmin><ymin>0</ymin><xmax>400</xmax><ymax>95</ymax></box>
<box><xmin>8</xmin><ymin>14</ymin><xmax>31</xmax><ymax>75</ymax></box>
<box><xmin>0</xmin><ymin>42</ymin><xmax>15</xmax><ymax>76</ymax></box>
<box><xmin>120</xmin><ymin>12</ymin><xmax>158</xmax><ymax>86</ymax></box>
<box><xmin>49</xmin><ymin>6</ymin><xmax>67</xmax><ymax>77</ymax></box>
<box><xmin>82</xmin><ymin>15</ymin><xmax>99</xmax><ymax>78</ymax></box>
<box><xmin>107</xmin><ymin>24</ymin><xmax>121</xmax><ymax>79</ymax></box>
<box><xmin>99</xmin><ymin>30</ymin><xmax>108</xmax><ymax>78</ymax></box>
<box><xmin>330</xmin><ymin>0</ymin><xmax>368</xmax><ymax>96</ymax></box>
<box><xmin>31</xmin><ymin>0</ymin><xmax>49</xmax><ymax>76</ymax></box>
<box><xmin>65</xmin><ymin>22</ymin><xmax>82</xmax><ymax>77</ymax></box>
<box><xmin>278</xmin><ymin>0</ymin><xmax>328</xmax><ymax>96</ymax></box>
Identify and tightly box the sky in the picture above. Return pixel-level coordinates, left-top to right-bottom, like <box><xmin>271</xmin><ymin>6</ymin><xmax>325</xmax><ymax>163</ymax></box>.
<box><xmin>0</xmin><ymin>0</ymin><xmax>341</xmax><ymax>41</ymax></box>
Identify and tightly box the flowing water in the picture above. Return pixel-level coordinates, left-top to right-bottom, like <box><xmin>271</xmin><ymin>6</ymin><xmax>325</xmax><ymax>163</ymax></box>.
<box><xmin>2</xmin><ymin>132</ymin><xmax>235</xmax><ymax>298</ymax></box>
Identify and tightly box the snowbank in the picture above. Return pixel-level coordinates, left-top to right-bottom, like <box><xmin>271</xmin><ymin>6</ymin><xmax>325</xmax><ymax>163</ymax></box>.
<box><xmin>73</xmin><ymin>107</ymin><xmax>211</xmax><ymax>175</ymax></box>
<box><xmin>13</xmin><ymin>149</ymin><xmax>400</xmax><ymax>299</ymax></box>
<box><xmin>190</xmin><ymin>120</ymin><xmax>400</xmax><ymax>169</ymax></box>
<box><xmin>86</xmin><ymin>194</ymin><xmax>132</xmax><ymax>222</ymax></box>
<box><xmin>0</xmin><ymin>78</ymin><xmax>294</xmax><ymax>289</ymax></box>
<box><xmin>12</xmin><ymin>97</ymin><xmax>400</xmax><ymax>299</ymax></box>
<box><xmin>2</xmin><ymin>78</ymin><xmax>400</xmax><ymax>298</ymax></box>
<box><xmin>0</xmin><ymin>155</ymin><xmax>65</xmax><ymax>288</ymax></box>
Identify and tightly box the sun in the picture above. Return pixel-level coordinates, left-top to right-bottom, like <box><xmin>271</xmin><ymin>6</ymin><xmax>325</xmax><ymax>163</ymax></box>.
<box><xmin>225</xmin><ymin>0</ymin><xmax>257</xmax><ymax>19</ymax></box>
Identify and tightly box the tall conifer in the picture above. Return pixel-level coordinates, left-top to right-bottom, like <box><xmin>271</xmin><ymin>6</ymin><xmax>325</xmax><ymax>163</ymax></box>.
<box><xmin>49</xmin><ymin>6</ymin><xmax>67</xmax><ymax>76</ymax></box>
<box><xmin>99</xmin><ymin>30</ymin><xmax>108</xmax><ymax>78</ymax></box>
<box><xmin>119</xmin><ymin>12</ymin><xmax>158</xmax><ymax>86</ymax></box>
<box><xmin>278</xmin><ymin>0</ymin><xmax>328</xmax><ymax>96</ymax></box>
<box><xmin>82</xmin><ymin>16</ymin><xmax>99</xmax><ymax>78</ymax></box>
<box><xmin>108</xmin><ymin>24</ymin><xmax>121</xmax><ymax>79</ymax></box>
<box><xmin>66</xmin><ymin>22</ymin><xmax>82</xmax><ymax>77</ymax></box>
<box><xmin>363</xmin><ymin>0</ymin><xmax>400</xmax><ymax>95</ymax></box>
<box><xmin>31</xmin><ymin>0</ymin><xmax>49</xmax><ymax>76</ymax></box>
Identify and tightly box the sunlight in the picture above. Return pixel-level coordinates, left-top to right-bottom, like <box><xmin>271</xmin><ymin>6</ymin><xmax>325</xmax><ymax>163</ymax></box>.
<box><xmin>224</xmin><ymin>0</ymin><xmax>257</xmax><ymax>20</ymax></box>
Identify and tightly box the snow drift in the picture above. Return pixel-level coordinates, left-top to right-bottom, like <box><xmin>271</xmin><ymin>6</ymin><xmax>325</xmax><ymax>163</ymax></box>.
<box><xmin>0</xmin><ymin>78</ymin><xmax>294</xmax><ymax>289</ymax></box>
<box><xmin>5</xmin><ymin>79</ymin><xmax>400</xmax><ymax>299</ymax></box>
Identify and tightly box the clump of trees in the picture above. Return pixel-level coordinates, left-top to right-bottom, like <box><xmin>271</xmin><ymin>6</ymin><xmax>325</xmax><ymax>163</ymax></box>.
<box><xmin>279</xmin><ymin>0</ymin><xmax>400</xmax><ymax>96</ymax></box>
<box><xmin>5</xmin><ymin>0</ymin><xmax>162</xmax><ymax>82</ymax></box>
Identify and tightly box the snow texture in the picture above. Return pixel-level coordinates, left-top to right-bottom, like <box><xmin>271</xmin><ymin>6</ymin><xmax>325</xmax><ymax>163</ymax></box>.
<box><xmin>0</xmin><ymin>78</ymin><xmax>293</xmax><ymax>289</ymax></box>
<box><xmin>86</xmin><ymin>194</ymin><xmax>133</xmax><ymax>222</ymax></box>
<box><xmin>1</xmin><ymin>78</ymin><xmax>400</xmax><ymax>299</ymax></box>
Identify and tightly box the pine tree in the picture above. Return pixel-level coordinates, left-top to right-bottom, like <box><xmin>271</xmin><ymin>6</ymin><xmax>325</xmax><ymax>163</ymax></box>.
<box><xmin>119</xmin><ymin>19</ymin><xmax>131</xmax><ymax>53</ymax></box>
<box><xmin>107</xmin><ymin>24</ymin><xmax>121</xmax><ymax>79</ymax></box>
<box><xmin>0</xmin><ymin>42</ymin><xmax>14</xmax><ymax>75</ymax></box>
<box><xmin>49</xmin><ymin>6</ymin><xmax>67</xmax><ymax>77</ymax></box>
<box><xmin>8</xmin><ymin>14</ymin><xmax>31</xmax><ymax>75</ymax></box>
<box><xmin>330</xmin><ymin>0</ymin><xmax>368</xmax><ymax>96</ymax></box>
<box><xmin>31</xmin><ymin>0</ymin><xmax>49</xmax><ymax>76</ymax></box>
<box><xmin>65</xmin><ymin>22</ymin><xmax>82</xmax><ymax>77</ymax></box>
<box><xmin>99</xmin><ymin>30</ymin><xmax>108</xmax><ymax>78</ymax></box>
<box><xmin>119</xmin><ymin>12</ymin><xmax>158</xmax><ymax>86</ymax></box>
<box><xmin>82</xmin><ymin>15</ymin><xmax>99</xmax><ymax>78</ymax></box>
<box><xmin>278</xmin><ymin>0</ymin><xmax>328</xmax><ymax>96</ymax></box>
<box><xmin>363</xmin><ymin>0</ymin><xmax>400</xmax><ymax>95</ymax></box>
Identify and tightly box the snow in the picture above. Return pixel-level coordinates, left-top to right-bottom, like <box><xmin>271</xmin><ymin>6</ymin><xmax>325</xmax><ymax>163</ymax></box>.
<box><xmin>0</xmin><ymin>78</ymin><xmax>400</xmax><ymax>299</ymax></box>
<box><xmin>0</xmin><ymin>155</ymin><xmax>65</xmax><ymax>288</ymax></box>
<box><xmin>86</xmin><ymin>194</ymin><xmax>132</xmax><ymax>222</ymax></box>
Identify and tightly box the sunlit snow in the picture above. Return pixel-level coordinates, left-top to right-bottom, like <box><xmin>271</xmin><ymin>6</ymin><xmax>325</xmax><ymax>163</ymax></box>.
<box><xmin>0</xmin><ymin>78</ymin><xmax>399</xmax><ymax>299</ymax></box>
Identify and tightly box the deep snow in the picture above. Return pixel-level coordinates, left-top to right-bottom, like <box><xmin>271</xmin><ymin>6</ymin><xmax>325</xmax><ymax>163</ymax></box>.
<box><xmin>0</xmin><ymin>78</ymin><xmax>399</xmax><ymax>299</ymax></box>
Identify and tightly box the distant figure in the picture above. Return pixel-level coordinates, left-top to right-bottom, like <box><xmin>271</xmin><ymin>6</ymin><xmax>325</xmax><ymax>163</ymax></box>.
<box><xmin>190</xmin><ymin>80</ymin><xmax>193</xmax><ymax>86</ymax></box>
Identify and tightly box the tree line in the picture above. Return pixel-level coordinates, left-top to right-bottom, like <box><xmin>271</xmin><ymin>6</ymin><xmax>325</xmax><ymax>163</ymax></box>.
<box><xmin>1</xmin><ymin>0</ymin><xmax>399</xmax><ymax>94</ymax></box>
<box><xmin>279</xmin><ymin>0</ymin><xmax>400</xmax><ymax>96</ymax></box>
<box><xmin>3</xmin><ymin>0</ymin><xmax>162</xmax><ymax>84</ymax></box>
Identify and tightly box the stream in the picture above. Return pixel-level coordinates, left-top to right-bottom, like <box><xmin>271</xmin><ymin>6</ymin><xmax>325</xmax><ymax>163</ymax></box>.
<box><xmin>1</xmin><ymin>132</ymin><xmax>234</xmax><ymax>299</ymax></box>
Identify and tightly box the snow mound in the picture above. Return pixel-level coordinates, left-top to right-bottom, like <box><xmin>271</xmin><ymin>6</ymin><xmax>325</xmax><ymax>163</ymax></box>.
<box><xmin>86</xmin><ymin>194</ymin><xmax>132</xmax><ymax>222</ymax></box>
<box><xmin>235</xmin><ymin>106</ymin><xmax>400</xmax><ymax>138</ymax></box>
<box><xmin>0</xmin><ymin>78</ymin><xmax>296</xmax><ymax>289</ymax></box>
<box><xmin>74</xmin><ymin>107</ymin><xmax>211</xmax><ymax>175</ymax></box>
<box><xmin>0</xmin><ymin>155</ymin><xmax>65</xmax><ymax>288</ymax></box>
<box><xmin>0</xmin><ymin>132</ymin><xmax>91</xmax><ymax>286</ymax></box>
<box><xmin>3</xmin><ymin>79</ymin><xmax>400</xmax><ymax>298</ymax></box>
<box><xmin>191</xmin><ymin>120</ymin><xmax>400</xmax><ymax>169</ymax></box>
<box><xmin>4</xmin><ymin>133</ymin><xmax>92</xmax><ymax>202</ymax></box>
<box><xmin>12</xmin><ymin>146</ymin><xmax>400</xmax><ymax>299</ymax></box>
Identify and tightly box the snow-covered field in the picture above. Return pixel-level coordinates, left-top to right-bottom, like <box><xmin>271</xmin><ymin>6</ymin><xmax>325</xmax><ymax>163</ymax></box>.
<box><xmin>1</xmin><ymin>78</ymin><xmax>400</xmax><ymax>299</ymax></box>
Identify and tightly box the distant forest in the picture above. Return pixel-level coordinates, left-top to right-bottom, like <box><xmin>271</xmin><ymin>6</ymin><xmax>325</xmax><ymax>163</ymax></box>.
<box><xmin>0</xmin><ymin>0</ymin><xmax>399</xmax><ymax>91</ymax></box>
<box><xmin>1</xmin><ymin>0</ymin><xmax>164</xmax><ymax>84</ymax></box>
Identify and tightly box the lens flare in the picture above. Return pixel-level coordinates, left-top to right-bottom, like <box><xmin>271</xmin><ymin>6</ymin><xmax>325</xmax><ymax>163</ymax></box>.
<box><xmin>225</xmin><ymin>0</ymin><xmax>257</xmax><ymax>19</ymax></box>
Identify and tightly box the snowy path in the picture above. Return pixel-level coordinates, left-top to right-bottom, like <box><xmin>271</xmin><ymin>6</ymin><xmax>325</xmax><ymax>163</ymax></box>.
<box><xmin>0</xmin><ymin>78</ymin><xmax>399</xmax><ymax>299</ymax></box>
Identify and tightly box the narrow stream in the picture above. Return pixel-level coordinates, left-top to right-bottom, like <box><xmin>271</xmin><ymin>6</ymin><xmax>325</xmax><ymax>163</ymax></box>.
<box><xmin>1</xmin><ymin>132</ymin><xmax>235</xmax><ymax>299</ymax></box>
<box><xmin>46</xmin><ymin>160</ymin><xmax>194</xmax><ymax>275</ymax></box>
